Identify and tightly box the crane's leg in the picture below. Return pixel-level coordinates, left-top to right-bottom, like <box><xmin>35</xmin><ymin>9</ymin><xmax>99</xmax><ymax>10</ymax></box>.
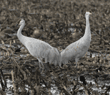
<box><xmin>75</xmin><ymin>58</ymin><xmax>79</xmax><ymax>81</ymax></box>
<box><xmin>37</xmin><ymin>58</ymin><xmax>44</xmax><ymax>69</ymax></box>
<box><xmin>75</xmin><ymin>58</ymin><xmax>79</xmax><ymax>68</ymax></box>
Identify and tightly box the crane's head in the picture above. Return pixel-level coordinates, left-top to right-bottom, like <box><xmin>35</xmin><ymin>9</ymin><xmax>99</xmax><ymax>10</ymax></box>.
<box><xmin>85</xmin><ymin>12</ymin><xmax>91</xmax><ymax>18</ymax></box>
<box><xmin>19</xmin><ymin>19</ymin><xmax>25</xmax><ymax>26</ymax></box>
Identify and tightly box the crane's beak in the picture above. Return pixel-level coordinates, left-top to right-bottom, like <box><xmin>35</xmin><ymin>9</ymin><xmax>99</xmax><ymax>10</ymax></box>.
<box><xmin>16</xmin><ymin>23</ymin><xmax>19</xmax><ymax>27</ymax></box>
<box><xmin>89</xmin><ymin>12</ymin><xmax>92</xmax><ymax>15</ymax></box>
<box><xmin>15</xmin><ymin>23</ymin><xmax>18</xmax><ymax>27</ymax></box>
<box><xmin>16</xmin><ymin>19</ymin><xmax>21</xmax><ymax>27</ymax></box>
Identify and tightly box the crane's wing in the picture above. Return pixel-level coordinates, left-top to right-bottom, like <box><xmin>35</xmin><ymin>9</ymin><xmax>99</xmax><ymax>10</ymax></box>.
<box><xmin>61</xmin><ymin>42</ymin><xmax>78</xmax><ymax>65</ymax></box>
<box><xmin>25</xmin><ymin>38</ymin><xmax>61</xmax><ymax>66</ymax></box>
<box><xmin>61</xmin><ymin>39</ymin><xmax>90</xmax><ymax>65</ymax></box>
<box><xmin>47</xmin><ymin>48</ymin><xmax>61</xmax><ymax>66</ymax></box>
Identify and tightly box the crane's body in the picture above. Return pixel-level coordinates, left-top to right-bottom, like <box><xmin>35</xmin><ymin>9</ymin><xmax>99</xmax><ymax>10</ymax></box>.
<box><xmin>61</xmin><ymin>12</ymin><xmax>91</xmax><ymax>67</ymax></box>
<box><xmin>17</xmin><ymin>19</ymin><xmax>61</xmax><ymax>68</ymax></box>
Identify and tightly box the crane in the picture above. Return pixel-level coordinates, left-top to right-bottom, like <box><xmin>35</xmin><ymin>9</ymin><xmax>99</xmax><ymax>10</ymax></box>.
<box><xmin>60</xmin><ymin>12</ymin><xmax>92</xmax><ymax>68</ymax></box>
<box><xmin>17</xmin><ymin>19</ymin><xmax>61</xmax><ymax>68</ymax></box>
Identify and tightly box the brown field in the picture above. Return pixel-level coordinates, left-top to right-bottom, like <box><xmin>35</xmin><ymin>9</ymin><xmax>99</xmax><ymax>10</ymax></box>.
<box><xmin>0</xmin><ymin>0</ymin><xmax>110</xmax><ymax>95</ymax></box>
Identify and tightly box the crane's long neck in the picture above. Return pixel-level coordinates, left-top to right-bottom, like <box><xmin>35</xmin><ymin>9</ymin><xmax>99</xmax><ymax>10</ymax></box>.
<box><xmin>83</xmin><ymin>15</ymin><xmax>91</xmax><ymax>41</ymax></box>
<box><xmin>17</xmin><ymin>23</ymin><xmax>26</xmax><ymax>45</ymax></box>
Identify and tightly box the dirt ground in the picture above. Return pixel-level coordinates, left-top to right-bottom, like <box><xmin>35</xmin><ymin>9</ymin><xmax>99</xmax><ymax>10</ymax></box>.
<box><xmin>0</xmin><ymin>0</ymin><xmax>110</xmax><ymax>95</ymax></box>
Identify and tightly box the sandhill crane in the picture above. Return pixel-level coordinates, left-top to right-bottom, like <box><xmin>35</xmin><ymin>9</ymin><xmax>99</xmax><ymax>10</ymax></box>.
<box><xmin>17</xmin><ymin>19</ymin><xmax>61</xmax><ymax>68</ymax></box>
<box><xmin>61</xmin><ymin>12</ymin><xmax>92</xmax><ymax>68</ymax></box>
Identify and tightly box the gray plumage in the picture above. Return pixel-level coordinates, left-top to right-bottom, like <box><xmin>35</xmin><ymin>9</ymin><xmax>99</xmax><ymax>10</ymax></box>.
<box><xmin>17</xmin><ymin>19</ymin><xmax>61</xmax><ymax>68</ymax></box>
<box><xmin>61</xmin><ymin>12</ymin><xmax>92</xmax><ymax>67</ymax></box>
